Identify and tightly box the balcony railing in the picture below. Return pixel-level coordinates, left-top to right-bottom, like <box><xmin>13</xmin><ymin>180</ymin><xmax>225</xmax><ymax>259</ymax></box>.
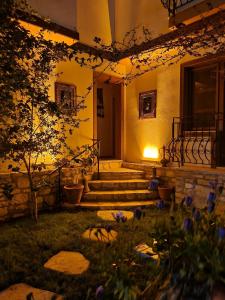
<box><xmin>165</xmin><ymin>114</ymin><xmax>225</xmax><ymax>167</ymax></box>
<box><xmin>161</xmin><ymin>0</ymin><xmax>200</xmax><ymax>16</ymax></box>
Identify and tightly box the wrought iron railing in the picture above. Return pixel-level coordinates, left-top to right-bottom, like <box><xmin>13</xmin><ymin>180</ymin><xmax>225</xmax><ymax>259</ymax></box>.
<box><xmin>47</xmin><ymin>139</ymin><xmax>101</xmax><ymax>203</ymax></box>
<box><xmin>165</xmin><ymin>113</ymin><xmax>225</xmax><ymax>167</ymax></box>
<box><xmin>161</xmin><ymin>0</ymin><xmax>197</xmax><ymax>16</ymax></box>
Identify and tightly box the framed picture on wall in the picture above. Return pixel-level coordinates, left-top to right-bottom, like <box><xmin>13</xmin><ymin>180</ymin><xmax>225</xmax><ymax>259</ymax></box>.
<box><xmin>139</xmin><ymin>90</ymin><xmax>157</xmax><ymax>119</ymax></box>
<box><xmin>55</xmin><ymin>82</ymin><xmax>76</xmax><ymax>114</ymax></box>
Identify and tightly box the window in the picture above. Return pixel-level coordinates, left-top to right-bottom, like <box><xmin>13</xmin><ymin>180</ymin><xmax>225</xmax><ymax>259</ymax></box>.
<box><xmin>182</xmin><ymin>57</ymin><xmax>225</xmax><ymax>129</ymax></box>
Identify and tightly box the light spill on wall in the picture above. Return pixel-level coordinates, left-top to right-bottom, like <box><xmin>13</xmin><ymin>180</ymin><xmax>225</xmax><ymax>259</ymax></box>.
<box><xmin>143</xmin><ymin>146</ymin><xmax>159</xmax><ymax>159</ymax></box>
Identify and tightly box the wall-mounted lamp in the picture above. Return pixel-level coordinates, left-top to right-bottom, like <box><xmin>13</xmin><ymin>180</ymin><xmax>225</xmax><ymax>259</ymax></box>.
<box><xmin>143</xmin><ymin>146</ymin><xmax>159</xmax><ymax>160</ymax></box>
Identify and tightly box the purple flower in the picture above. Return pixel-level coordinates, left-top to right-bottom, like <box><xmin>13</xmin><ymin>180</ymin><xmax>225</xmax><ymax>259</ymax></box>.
<box><xmin>139</xmin><ymin>252</ymin><xmax>150</xmax><ymax>259</ymax></box>
<box><xmin>112</xmin><ymin>211</ymin><xmax>124</xmax><ymax>222</ymax></box>
<box><xmin>208</xmin><ymin>192</ymin><xmax>216</xmax><ymax>202</ymax></box>
<box><xmin>208</xmin><ymin>201</ymin><xmax>215</xmax><ymax>213</ymax></box>
<box><xmin>149</xmin><ymin>179</ymin><xmax>159</xmax><ymax>191</ymax></box>
<box><xmin>156</xmin><ymin>199</ymin><xmax>165</xmax><ymax>209</ymax></box>
<box><xmin>96</xmin><ymin>285</ymin><xmax>104</xmax><ymax>300</ymax></box>
<box><xmin>209</xmin><ymin>181</ymin><xmax>217</xmax><ymax>190</ymax></box>
<box><xmin>121</xmin><ymin>216</ymin><xmax>127</xmax><ymax>223</ymax></box>
<box><xmin>134</xmin><ymin>207</ymin><xmax>142</xmax><ymax>220</ymax></box>
<box><xmin>183</xmin><ymin>218</ymin><xmax>192</xmax><ymax>231</ymax></box>
<box><xmin>218</xmin><ymin>227</ymin><xmax>225</xmax><ymax>239</ymax></box>
<box><xmin>184</xmin><ymin>196</ymin><xmax>193</xmax><ymax>207</ymax></box>
<box><xmin>105</xmin><ymin>224</ymin><xmax>112</xmax><ymax>233</ymax></box>
<box><xmin>193</xmin><ymin>209</ymin><xmax>201</xmax><ymax>221</ymax></box>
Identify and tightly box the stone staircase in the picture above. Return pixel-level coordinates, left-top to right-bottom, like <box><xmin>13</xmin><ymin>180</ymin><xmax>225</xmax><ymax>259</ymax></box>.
<box><xmin>81</xmin><ymin>160</ymin><xmax>158</xmax><ymax>209</ymax></box>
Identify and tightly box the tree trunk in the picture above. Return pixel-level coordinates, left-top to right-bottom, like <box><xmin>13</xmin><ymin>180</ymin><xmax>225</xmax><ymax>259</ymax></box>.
<box><xmin>30</xmin><ymin>190</ymin><xmax>38</xmax><ymax>222</ymax></box>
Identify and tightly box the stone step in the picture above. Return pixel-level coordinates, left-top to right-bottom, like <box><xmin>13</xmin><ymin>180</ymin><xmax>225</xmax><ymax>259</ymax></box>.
<box><xmin>62</xmin><ymin>200</ymin><xmax>157</xmax><ymax>210</ymax></box>
<box><xmin>93</xmin><ymin>168</ymin><xmax>145</xmax><ymax>180</ymax></box>
<box><xmin>99</xmin><ymin>160</ymin><xmax>123</xmax><ymax>170</ymax></box>
<box><xmin>89</xmin><ymin>179</ymin><xmax>149</xmax><ymax>191</ymax></box>
<box><xmin>83</xmin><ymin>189</ymin><xmax>157</xmax><ymax>202</ymax></box>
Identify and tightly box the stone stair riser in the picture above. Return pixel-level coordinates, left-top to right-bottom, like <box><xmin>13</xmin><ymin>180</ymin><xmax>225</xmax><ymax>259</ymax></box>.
<box><xmin>93</xmin><ymin>173</ymin><xmax>144</xmax><ymax>180</ymax></box>
<box><xmin>99</xmin><ymin>161</ymin><xmax>122</xmax><ymax>170</ymax></box>
<box><xmin>89</xmin><ymin>181</ymin><xmax>149</xmax><ymax>191</ymax></box>
<box><xmin>80</xmin><ymin>166</ymin><xmax>158</xmax><ymax>206</ymax></box>
<box><xmin>83</xmin><ymin>191</ymin><xmax>158</xmax><ymax>202</ymax></box>
<box><xmin>62</xmin><ymin>201</ymin><xmax>157</xmax><ymax>210</ymax></box>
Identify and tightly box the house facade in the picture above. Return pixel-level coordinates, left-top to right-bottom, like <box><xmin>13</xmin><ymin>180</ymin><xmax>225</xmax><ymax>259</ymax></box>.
<box><xmin>18</xmin><ymin>0</ymin><xmax>225</xmax><ymax>168</ymax></box>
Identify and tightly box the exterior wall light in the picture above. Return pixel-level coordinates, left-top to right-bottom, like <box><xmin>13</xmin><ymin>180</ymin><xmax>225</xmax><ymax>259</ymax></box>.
<box><xmin>143</xmin><ymin>146</ymin><xmax>159</xmax><ymax>159</ymax></box>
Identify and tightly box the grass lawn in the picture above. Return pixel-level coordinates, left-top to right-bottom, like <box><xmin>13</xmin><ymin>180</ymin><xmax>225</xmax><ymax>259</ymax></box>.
<box><xmin>0</xmin><ymin>208</ymin><xmax>167</xmax><ymax>299</ymax></box>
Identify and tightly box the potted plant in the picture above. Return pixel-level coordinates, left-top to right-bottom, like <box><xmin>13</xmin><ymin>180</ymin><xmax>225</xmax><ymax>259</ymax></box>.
<box><xmin>158</xmin><ymin>184</ymin><xmax>173</xmax><ymax>201</ymax></box>
<box><xmin>63</xmin><ymin>169</ymin><xmax>84</xmax><ymax>204</ymax></box>
<box><xmin>63</xmin><ymin>150</ymin><xmax>96</xmax><ymax>203</ymax></box>
<box><xmin>160</xmin><ymin>146</ymin><xmax>170</xmax><ymax>167</ymax></box>
<box><xmin>63</xmin><ymin>183</ymin><xmax>84</xmax><ymax>204</ymax></box>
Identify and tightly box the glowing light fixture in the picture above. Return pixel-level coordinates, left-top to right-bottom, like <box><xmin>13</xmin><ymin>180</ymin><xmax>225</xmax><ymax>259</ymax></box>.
<box><xmin>143</xmin><ymin>146</ymin><xmax>159</xmax><ymax>159</ymax></box>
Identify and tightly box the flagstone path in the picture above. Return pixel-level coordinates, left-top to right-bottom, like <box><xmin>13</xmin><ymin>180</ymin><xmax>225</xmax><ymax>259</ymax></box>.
<box><xmin>44</xmin><ymin>251</ymin><xmax>90</xmax><ymax>275</ymax></box>
<box><xmin>0</xmin><ymin>283</ymin><xmax>63</xmax><ymax>300</ymax></box>
<box><xmin>82</xmin><ymin>227</ymin><xmax>117</xmax><ymax>242</ymax></box>
<box><xmin>134</xmin><ymin>243</ymin><xmax>159</xmax><ymax>261</ymax></box>
<box><xmin>97</xmin><ymin>210</ymin><xmax>134</xmax><ymax>221</ymax></box>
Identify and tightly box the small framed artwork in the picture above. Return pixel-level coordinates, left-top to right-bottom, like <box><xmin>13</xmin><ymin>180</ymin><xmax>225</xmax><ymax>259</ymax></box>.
<box><xmin>55</xmin><ymin>82</ymin><xmax>76</xmax><ymax>114</ymax></box>
<box><xmin>139</xmin><ymin>90</ymin><xmax>157</xmax><ymax>119</ymax></box>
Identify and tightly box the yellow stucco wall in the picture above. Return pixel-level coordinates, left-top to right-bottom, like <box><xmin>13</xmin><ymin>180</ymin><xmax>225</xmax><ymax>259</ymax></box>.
<box><xmin>76</xmin><ymin>0</ymin><xmax>112</xmax><ymax>46</ymax></box>
<box><xmin>125</xmin><ymin>58</ymin><xmax>189</xmax><ymax>163</ymax></box>
<box><xmin>115</xmin><ymin>0</ymin><xmax>168</xmax><ymax>42</ymax></box>
<box><xmin>54</xmin><ymin>60</ymin><xmax>94</xmax><ymax>148</ymax></box>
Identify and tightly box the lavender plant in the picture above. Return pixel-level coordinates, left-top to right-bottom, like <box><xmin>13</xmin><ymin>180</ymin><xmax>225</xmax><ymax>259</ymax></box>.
<box><xmin>143</xmin><ymin>182</ymin><xmax>225</xmax><ymax>299</ymax></box>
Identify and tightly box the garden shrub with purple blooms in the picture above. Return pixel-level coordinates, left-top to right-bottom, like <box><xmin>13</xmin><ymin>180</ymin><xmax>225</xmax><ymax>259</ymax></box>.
<box><xmin>145</xmin><ymin>182</ymin><xmax>225</xmax><ymax>299</ymax></box>
<box><xmin>1</xmin><ymin>183</ymin><xmax>225</xmax><ymax>299</ymax></box>
<box><xmin>148</xmin><ymin>178</ymin><xmax>159</xmax><ymax>191</ymax></box>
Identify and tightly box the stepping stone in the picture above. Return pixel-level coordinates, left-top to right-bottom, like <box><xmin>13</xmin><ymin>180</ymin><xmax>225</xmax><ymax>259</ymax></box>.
<box><xmin>134</xmin><ymin>243</ymin><xmax>159</xmax><ymax>261</ymax></box>
<box><xmin>44</xmin><ymin>251</ymin><xmax>89</xmax><ymax>275</ymax></box>
<box><xmin>0</xmin><ymin>283</ymin><xmax>63</xmax><ymax>300</ymax></box>
<box><xmin>97</xmin><ymin>210</ymin><xmax>134</xmax><ymax>221</ymax></box>
<box><xmin>82</xmin><ymin>228</ymin><xmax>117</xmax><ymax>242</ymax></box>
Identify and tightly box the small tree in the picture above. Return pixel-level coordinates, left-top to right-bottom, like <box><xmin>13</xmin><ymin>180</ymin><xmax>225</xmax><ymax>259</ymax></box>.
<box><xmin>0</xmin><ymin>0</ymin><xmax>91</xmax><ymax>221</ymax></box>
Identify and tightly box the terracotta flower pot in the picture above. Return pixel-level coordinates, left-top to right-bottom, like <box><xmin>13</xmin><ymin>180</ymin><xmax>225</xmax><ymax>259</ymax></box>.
<box><xmin>158</xmin><ymin>187</ymin><xmax>172</xmax><ymax>201</ymax></box>
<box><xmin>63</xmin><ymin>184</ymin><xmax>84</xmax><ymax>204</ymax></box>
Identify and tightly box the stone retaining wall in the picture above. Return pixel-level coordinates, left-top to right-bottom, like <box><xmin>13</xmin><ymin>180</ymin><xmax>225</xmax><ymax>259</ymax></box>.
<box><xmin>123</xmin><ymin>162</ymin><xmax>225</xmax><ymax>209</ymax></box>
<box><xmin>1</xmin><ymin>162</ymin><xmax>225</xmax><ymax>221</ymax></box>
<box><xmin>0</xmin><ymin>168</ymin><xmax>82</xmax><ymax>222</ymax></box>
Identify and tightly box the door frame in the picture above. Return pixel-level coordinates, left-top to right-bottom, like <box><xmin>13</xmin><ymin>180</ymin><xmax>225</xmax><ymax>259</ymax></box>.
<box><xmin>93</xmin><ymin>72</ymin><xmax>125</xmax><ymax>160</ymax></box>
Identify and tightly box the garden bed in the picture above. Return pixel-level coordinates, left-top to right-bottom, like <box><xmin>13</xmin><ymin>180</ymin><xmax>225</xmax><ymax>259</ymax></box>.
<box><xmin>0</xmin><ymin>209</ymin><xmax>165</xmax><ymax>299</ymax></box>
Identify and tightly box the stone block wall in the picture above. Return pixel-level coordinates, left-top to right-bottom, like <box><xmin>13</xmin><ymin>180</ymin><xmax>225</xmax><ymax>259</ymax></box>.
<box><xmin>123</xmin><ymin>162</ymin><xmax>225</xmax><ymax>208</ymax></box>
<box><xmin>0</xmin><ymin>168</ymin><xmax>81</xmax><ymax>222</ymax></box>
<box><xmin>157</xmin><ymin>168</ymin><xmax>225</xmax><ymax>208</ymax></box>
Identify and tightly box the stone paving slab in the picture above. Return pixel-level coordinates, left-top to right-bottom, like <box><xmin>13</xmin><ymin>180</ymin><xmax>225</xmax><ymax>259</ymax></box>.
<box><xmin>82</xmin><ymin>228</ymin><xmax>117</xmax><ymax>242</ymax></box>
<box><xmin>0</xmin><ymin>283</ymin><xmax>63</xmax><ymax>300</ymax></box>
<box><xmin>97</xmin><ymin>210</ymin><xmax>134</xmax><ymax>221</ymax></box>
<box><xmin>134</xmin><ymin>243</ymin><xmax>159</xmax><ymax>261</ymax></box>
<box><xmin>44</xmin><ymin>251</ymin><xmax>89</xmax><ymax>275</ymax></box>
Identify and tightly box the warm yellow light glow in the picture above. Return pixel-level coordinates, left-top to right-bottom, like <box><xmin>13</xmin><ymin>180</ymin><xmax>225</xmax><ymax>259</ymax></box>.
<box><xmin>19</xmin><ymin>21</ymin><xmax>78</xmax><ymax>46</ymax></box>
<box><xmin>143</xmin><ymin>146</ymin><xmax>159</xmax><ymax>159</ymax></box>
